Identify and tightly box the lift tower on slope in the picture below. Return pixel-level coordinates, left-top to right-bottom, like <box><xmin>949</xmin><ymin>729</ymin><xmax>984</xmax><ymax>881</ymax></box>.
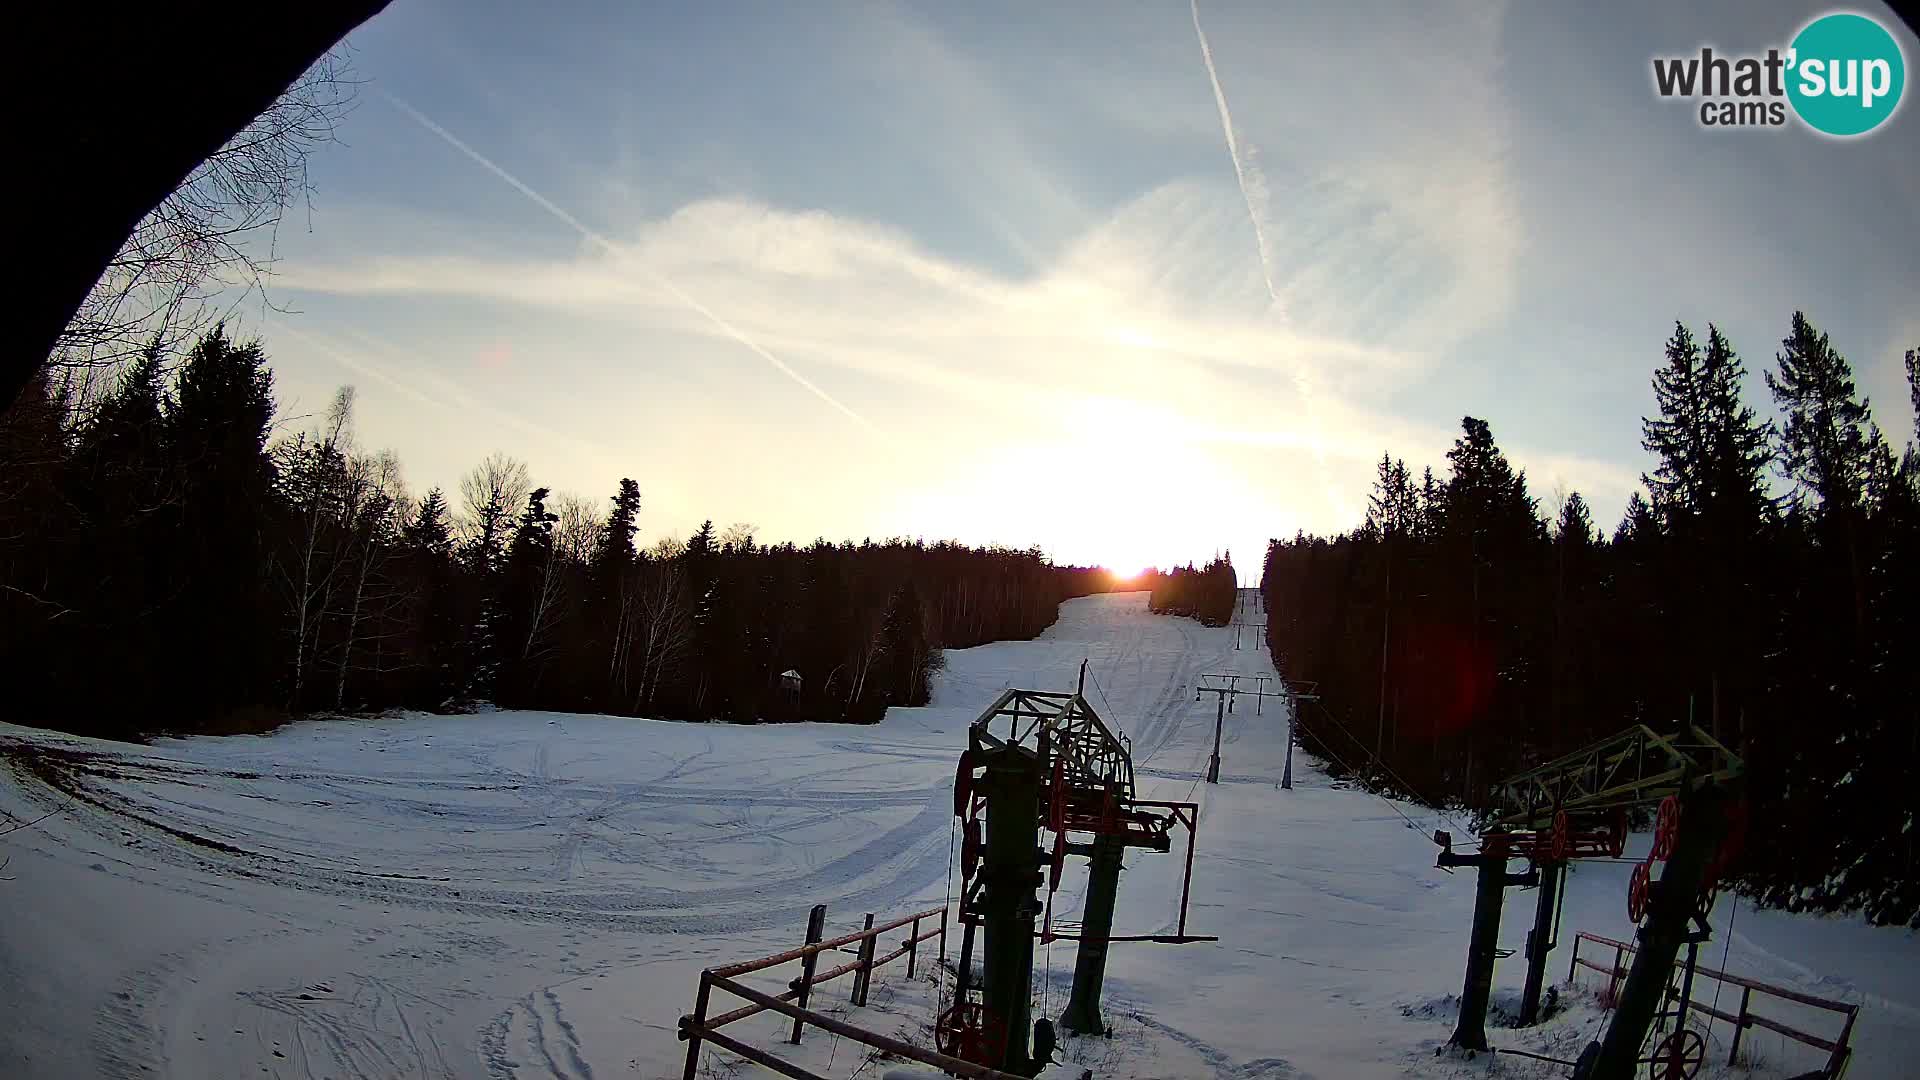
<box><xmin>1434</xmin><ymin>722</ymin><xmax>1745</xmax><ymax>1080</ymax></box>
<box><xmin>943</xmin><ymin>679</ymin><xmax>1211</xmax><ymax>1075</ymax></box>
<box><xmin>1193</xmin><ymin>672</ymin><xmax>1316</xmax><ymax>787</ymax></box>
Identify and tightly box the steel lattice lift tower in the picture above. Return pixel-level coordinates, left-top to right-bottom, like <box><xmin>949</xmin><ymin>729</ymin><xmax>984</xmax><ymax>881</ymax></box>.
<box><xmin>940</xmin><ymin>673</ymin><xmax>1211</xmax><ymax>1076</ymax></box>
<box><xmin>1434</xmin><ymin>722</ymin><xmax>1746</xmax><ymax>1080</ymax></box>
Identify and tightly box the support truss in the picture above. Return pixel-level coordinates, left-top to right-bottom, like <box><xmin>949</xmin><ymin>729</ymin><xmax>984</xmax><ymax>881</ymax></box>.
<box><xmin>1489</xmin><ymin>724</ymin><xmax>1743</xmax><ymax>830</ymax></box>
<box><xmin>970</xmin><ymin>688</ymin><xmax>1134</xmax><ymax>800</ymax></box>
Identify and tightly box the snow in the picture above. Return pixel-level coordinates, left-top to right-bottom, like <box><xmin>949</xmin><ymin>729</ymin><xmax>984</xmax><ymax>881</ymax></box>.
<box><xmin>1</xmin><ymin>591</ymin><xmax>1915</xmax><ymax>1079</ymax></box>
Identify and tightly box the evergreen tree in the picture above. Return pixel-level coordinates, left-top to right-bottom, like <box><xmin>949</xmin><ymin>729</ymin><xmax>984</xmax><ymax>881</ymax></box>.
<box><xmin>1767</xmin><ymin>313</ymin><xmax>1883</xmax><ymax>516</ymax></box>
<box><xmin>1642</xmin><ymin>322</ymin><xmax>1710</xmax><ymax>521</ymax></box>
<box><xmin>1904</xmin><ymin>347</ymin><xmax>1920</xmax><ymax>482</ymax></box>
<box><xmin>497</xmin><ymin>487</ymin><xmax>563</xmax><ymax>702</ymax></box>
<box><xmin>400</xmin><ymin>487</ymin><xmax>459</xmax><ymax>703</ymax></box>
<box><xmin>164</xmin><ymin>326</ymin><xmax>278</xmax><ymax>719</ymax></box>
<box><xmin>1697</xmin><ymin>325</ymin><xmax>1776</xmax><ymax>527</ymax></box>
<box><xmin>593</xmin><ymin>478</ymin><xmax>642</xmax><ymax>579</ymax></box>
<box><xmin>81</xmin><ymin>343</ymin><xmax>169</xmax><ymax>479</ymax></box>
<box><xmin>404</xmin><ymin>488</ymin><xmax>454</xmax><ymax>555</ymax></box>
<box><xmin>1612</xmin><ymin>491</ymin><xmax>1658</xmax><ymax>545</ymax></box>
<box><xmin>876</xmin><ymin>580</ymin><xmax>937</xmax><ymax>708</ymax></box>
<box><xmin>1906</xmin><ymin>347</ymin><xmax>1918</xmax><ymax>435</ymax></box>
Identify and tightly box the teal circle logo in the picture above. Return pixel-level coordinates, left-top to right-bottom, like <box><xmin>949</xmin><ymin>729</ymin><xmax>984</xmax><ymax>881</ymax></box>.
<box><xmin>1787</xmin><ymin>12</ymin><xmax>1906</xmax><ymax>136</ymax></box>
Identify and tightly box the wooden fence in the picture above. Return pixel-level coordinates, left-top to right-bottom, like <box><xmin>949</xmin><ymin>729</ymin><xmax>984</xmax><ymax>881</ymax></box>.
<box><xmin>678</xmin><ymin>902</ymin><xmax>1021</xmax><ymax>1080</ymax></box>
<box><xmin>1568</xmin><ymin>930</ymin><xmax>1859</xmax><ymax>1078</ymax></box>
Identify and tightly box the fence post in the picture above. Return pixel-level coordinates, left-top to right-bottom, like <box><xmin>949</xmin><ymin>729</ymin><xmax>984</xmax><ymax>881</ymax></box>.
<box><xmin>938</xmin><ymin>905</ymin><xmax>948</xmax><ymax>968</ymax></box>
<box><xmin>1727</xmin><ymin>986</ymin><xmax>1752</xmax><ymax>1066</ymax></box>
<box><xmin>852</xmin><ymin>912</ymin><xmax>876</xmax><ymax>1007</ymax></box>
<box><xmin>1568</xmin><ymin>935</ymin><xmax>1581</xmax><ymax>985</ymax></box>
<box><xmin>1827</xmin><ymin>1005</ymin><xmax>1858</xmax><ymax>1078</ymax></box>
<box><xmin>789</xmin><ymin>903</ymin><xmax>827</xmax><ymax>1045</ymax></box>
<box><xmin>907</xmin><ymin>915</ymin><xmax>920</xmax><ymax>979</ymax></box>
<box><xmin>682</xmin><ymin>970</ymin><xmax>712</xmax><ymax>1080</ymax></box>
<box><xmin>1606</xmin><ymin>943</ymin><xmax>1624</xmax><ymax>1008</ymax></box>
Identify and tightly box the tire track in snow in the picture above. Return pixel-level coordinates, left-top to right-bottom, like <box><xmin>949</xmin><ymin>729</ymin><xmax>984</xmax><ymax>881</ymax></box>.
<box><xmin>481</xmin><ymin>989</ymin><xmax>591</xmax><ymax>1080</ymax></box>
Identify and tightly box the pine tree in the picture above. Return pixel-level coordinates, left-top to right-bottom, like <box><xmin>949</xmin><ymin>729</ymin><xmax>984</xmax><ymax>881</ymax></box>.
<box><xmin>1415</xmin><ymin>467</ymin><xmax>1441</xmax><ymax>542</ymax></box>
<box><xmin>685</xmin><ymin>519</ymin><xmax>716</xmax><ymax>559</ymax></box>
<box><xmin>497</xmin><ymin>487</ymin><xmax>563</xmax><ymax>702</ymax></box>
<box><xmin>400</xmin><ymin>487</ymin><xmax>458</xmax><ymax>703</ymax></box>
<box><xmin>164</xmin><ymin>326</ymin><xmax>278</xmax><ymax>720</ymax></box>
<box><xmin>1904</xmin><ymin>347</ymin><xmax>1920</xmax><ymax>482</ymax></box>
<box><xmin>1906</xmin><ymin>347</ymin><xmax>1918</xmax><ymax>436</ymax></box>
<box><xmin>1767</xmin><ymin>312</ymin><xmax>1883</xmax><ymax>516</ymax></box>
<box><xmin>404</xmin><ymin>488</ymin><xmax>454</xmax><ymax>555</ymax></box>
<box><xmin>1698</xmin><ymin>324</ymin><xmax>1775</xmax><ymax>525</ymax></box>
<box><xmin>1612</xmin><ymin>492</ymin><xmax>1658</xmax><ymax>545</ymax></box>
<box><xmin>1642</xmin><ymin>322</ymin><xmax>1711</xmax><ymax>523</ymax></box>
<box><xmin>1767</xmin><ymin>313</ymin><xmax>1893</xmax><ymax>647</ymax></box>
<box><xmin>0</xmin><ymin>369</ymin><xmax>70</xmax><ymax>634</ymax></box>
<box><xmin>593</xmin><ymin>478</ymin><xmax>641</xmax><ymax>579</ymax></box>
<box><xmin>877</xmin><ymin>580</ymin><xmax>937</xmax><ymax>709</ymax></box>
<box><xmin>82</xmin><ymin>343</ymin><xmax>169</xmax><ymax>478</ymax></box>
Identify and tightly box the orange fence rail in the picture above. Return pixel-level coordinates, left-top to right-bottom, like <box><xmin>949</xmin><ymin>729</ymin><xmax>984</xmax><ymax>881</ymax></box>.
<box><xmin>1568</xmin><ymin>930</ymin><xmax>1860</xmax><ymax>1078</ymax></box>
<box><xmin>678</xmin><ymin>902</ymin><xmax>1022</xmax><ymax>1080</ymax></box>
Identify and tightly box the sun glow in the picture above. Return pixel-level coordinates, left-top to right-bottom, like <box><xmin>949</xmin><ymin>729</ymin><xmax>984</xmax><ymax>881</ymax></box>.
<box><xmin>882</xmin><ymin>392</ymin><xmax>1277</xmax><ymax>586</ymax></box>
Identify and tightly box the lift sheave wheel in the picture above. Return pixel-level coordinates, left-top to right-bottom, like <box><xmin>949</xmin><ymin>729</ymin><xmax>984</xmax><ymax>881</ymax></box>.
<box><xmin>1628</xmin><ymin>860</ymin><xmax>1652</xmax><ymax>924</ymax></box>
<box><xmin>1652</xmin><ymin>795</ymin><xmax>1681</xmax><ymax>861</ymax></box>
<box><xmin>1647</xmin><ymin>1028</ymin><xmax>1705</xmax><ymax>1080</ymax></box>
<box><xmin>936</xmin><ymin>1000</ymin><xmax>1007</xmax><ymax>1067</ymax></box>
<box><xmin>953</xmin><ymin>750</ymin><xmax>976</xmax><ymax>817</ymax></box>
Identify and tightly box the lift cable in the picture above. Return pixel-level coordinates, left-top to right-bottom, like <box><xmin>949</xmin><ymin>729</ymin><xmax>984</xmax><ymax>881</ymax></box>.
<box><xmin>1285</xmin><ymin>713</ymin><xmax>1432</xmax><ymax>835</ymax></box>
<box><xmin>1305</xmin><ymin>698</ymin><xmax>1473</xmax><ymax>840</ymax></box>
<box><xmin>939</xmin><ymin>816</ymin><xmax>956</xmax><ymax>1021</ymax></box>
<box><xmin>1709</xmin><ymin>893</ymin><xmax>1740</xmax><ymax>1023</ymax></box>
<box><xmin>1087</xmin><ymin>668</ymin><xmax>1124</xmax><ymax>744</ymax></box>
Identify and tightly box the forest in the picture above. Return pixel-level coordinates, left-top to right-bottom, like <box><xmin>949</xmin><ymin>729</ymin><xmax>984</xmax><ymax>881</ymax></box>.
<box><xmin>0</xmin><ymin>328</ymin><xmax>1109</xmax><ymax>737</ymax></box>
<box><xmin>1262</xmin><ymin>313</ymin><xmax>1920</xmax><ymax>926</ymax></box>
<box><xmin>1143</xmin><ymin>557</ymin><xmax>1239</xmax><ymax>626</ymax></box>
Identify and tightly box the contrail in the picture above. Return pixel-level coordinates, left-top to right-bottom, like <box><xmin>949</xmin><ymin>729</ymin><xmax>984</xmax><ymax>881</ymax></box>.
<box><xmin>1189</xmin><ymin>2</ymin><xmax>1358</xmax><ymax>523</ymax></box>
<box><xmin>381</xmin><ymin>91</ymin><xmax>879</xmax><ymax>435</ymax></box>
<box><xmin>1190</xmin><ymin>0</ymin><xmax>1279</xmax><ymax>311</ymax></box>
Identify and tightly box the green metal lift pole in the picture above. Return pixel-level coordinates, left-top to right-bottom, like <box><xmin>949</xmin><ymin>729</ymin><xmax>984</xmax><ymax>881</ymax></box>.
<box><xmin>1580</xmin><ymin>785</ymin><xmax>1731</xmax><ymax>1080</ymax></box>
<box><xmin>1518</xmin><ymin>860</ymin><xmax>1563</xmax><ymax>1026</ymax></box>
<box><xmin>1206</xmin><ymin>691</ymin><xmax>1226</xmax><ymax>783</ymax></box>
<box><xmin>1442</xmin><ymin>830</ymin><xmax>1536</xmax><ymax>1051</ymax></box>
<box><xmin>979</xmin><ymin>744</ymin><xmax>1044</xmax><ymax>1075</ymax></box>
<box><xmin>1059</xmin><ymin>832</ymin><xmax>1124</xmax><ymax>1035</ymax></box>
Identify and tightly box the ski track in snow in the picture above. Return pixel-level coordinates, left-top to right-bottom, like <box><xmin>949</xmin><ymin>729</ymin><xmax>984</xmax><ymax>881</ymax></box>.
<box><xmin>3</xmin><ymin>591</ymin><xmax>1916</xmax><ymax>1080</ymax></box>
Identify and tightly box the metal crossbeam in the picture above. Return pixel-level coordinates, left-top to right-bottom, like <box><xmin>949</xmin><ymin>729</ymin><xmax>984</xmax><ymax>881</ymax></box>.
<box><xmin>1489</xmin><ymin>724</ymin><xmax>1742</xmax><ymax>829</ymax></box>
<box><xmin>970</xmin><ymin>688</ymin><xmax>1134</xmax><ymax>799</ymax></box>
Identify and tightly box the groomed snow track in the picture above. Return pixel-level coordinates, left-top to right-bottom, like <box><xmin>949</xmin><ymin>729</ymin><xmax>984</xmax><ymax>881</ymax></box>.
<box><xmin>2</xmin><ymin>592</ymin><xmax>1914</xmax><ymax>1080</ymax></box>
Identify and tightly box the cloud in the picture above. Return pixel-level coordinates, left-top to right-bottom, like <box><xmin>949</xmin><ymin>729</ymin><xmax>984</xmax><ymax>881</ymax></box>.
<box><xmin>383</xmin><ymin>92</ymin><xmax>881</xmax><ymax>437</ymax></box>
<box><xmin>284</xmin><ymin>186</ymin><xmax>1419</xmax><ymax>404</ymax></box>
<box><xmin>265</xmin><ymin>0</ymin><xmax>1629</xmax><ymax>571</ymax></box>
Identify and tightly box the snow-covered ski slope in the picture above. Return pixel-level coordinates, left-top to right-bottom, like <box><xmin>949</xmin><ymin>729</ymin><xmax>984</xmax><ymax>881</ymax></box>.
<box><xmin>1</xmin><ymin>591</ymin><xmax>1915</xmax><ymax>1079</ymax></box>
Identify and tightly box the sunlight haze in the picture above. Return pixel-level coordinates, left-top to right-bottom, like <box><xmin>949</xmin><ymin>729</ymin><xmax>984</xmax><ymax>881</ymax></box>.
<box><xmin>251</xmin><ymin>0</ymin><xmax>1919</xmax><ymax>577</ymax></box>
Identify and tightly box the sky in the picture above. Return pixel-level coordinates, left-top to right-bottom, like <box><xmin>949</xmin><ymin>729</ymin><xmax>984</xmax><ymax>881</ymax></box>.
<box><xmin>248</xmin><ymin>0</ymin><xmax>1920</xmax><ymax>580</ymax></box>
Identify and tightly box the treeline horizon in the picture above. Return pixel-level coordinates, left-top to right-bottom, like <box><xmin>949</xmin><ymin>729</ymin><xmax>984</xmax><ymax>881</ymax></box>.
<box><xmin>0</xmin><ymin>328</ymin><xmax>1112</xmax><ymax>738</ymax></box>
<box><xmin>1261</xmin><ymin>312</ymin><xmax>1919</xmax><ymax>927</ymax></box>
<box><xmin>1142</xmin><ymin>558</ymin><xmax>1239</xmax><ymax>626</ymax></box>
